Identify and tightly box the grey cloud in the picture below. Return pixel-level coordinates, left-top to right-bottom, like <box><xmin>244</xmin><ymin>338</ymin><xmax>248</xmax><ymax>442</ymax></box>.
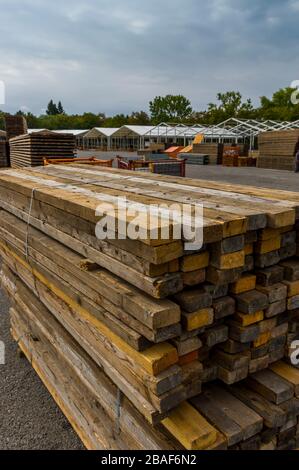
<box><xmin>0</xmin><ymin>0</ymin><xmax>298</xmax><ymax>114</ymax></box>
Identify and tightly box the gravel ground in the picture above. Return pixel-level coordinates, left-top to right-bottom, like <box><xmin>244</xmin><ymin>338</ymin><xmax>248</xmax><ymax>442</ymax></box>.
<box><xmin>1</xmin><ymin>163</ymin><xmax>299</xmax><ymax>450</ymax></box>
<box><xmin>0</xmin><ymin>286</ymin><xmax>84</xmax><ymax>450</ymax></box>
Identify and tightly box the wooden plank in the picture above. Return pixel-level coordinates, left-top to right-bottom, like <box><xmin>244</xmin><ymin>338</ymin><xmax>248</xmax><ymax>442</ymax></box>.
<box><xmin>0</xmin><ymin>211</ymin><xmax>181</xmax><ymax>329</ymax></box>
<box><xmin>230</xmin><ymin>274</ymin><xmax>256</xmax><ymax>294</ymax></box>
<box><xmin>182</xmin><ymin>308</ymin><xmax>214</xmax><ymax>331</ymax></box>
<box><xmin>9</xmin><ymin>303</ymin><xmax>179</xmax><ymax>450</ymax></box>
<box><xmin>191</xmin><ymin>394</ymin><xmax>243</xmax><ymax>446</ymax></box>
<box><xmin>246</xmin><ymin>370</ymin><xmax>294</xmax><ymax>405</ymax></box>
<box><xmin>270</xmin><ymin>362</ymin><xmax>299</xmax><ymax>397</ymax></box>
<box><xmin>234</xmin><ymin>290</ymin><xmax>269</xmax><ymax>314</ymax></box>
<box><xmin>161</xmin><ymin>402</ymin><xmax>218</xmax><ymax>450</ymax></box>
<box><xmin>229</xmin><ymin>383</ymin><xmax>287</xmax><ymax>428</ymax></box>
<box><xmin>197</xmin><ymin>384</ymin><xmax>263</xmax><ymax>441</ymax></box>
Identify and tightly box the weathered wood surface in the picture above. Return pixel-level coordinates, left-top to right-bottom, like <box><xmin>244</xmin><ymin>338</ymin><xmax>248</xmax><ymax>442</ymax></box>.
<box><xmin>0</xmin><ymin>165</ymin><xmax>299</xmax><ymax>449</ymax></box>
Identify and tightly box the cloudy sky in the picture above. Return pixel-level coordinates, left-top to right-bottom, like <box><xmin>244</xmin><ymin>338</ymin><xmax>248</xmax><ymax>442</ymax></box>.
<box><xmin>0</xmin><ymin>0</ymin><xmax>298</xmax><ymax>115</ymax></box>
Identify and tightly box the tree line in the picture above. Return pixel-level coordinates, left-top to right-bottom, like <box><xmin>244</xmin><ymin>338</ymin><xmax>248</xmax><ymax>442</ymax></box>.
<box><xmin>0</xmin><ymin>87</ymin><xmax>298</xmax><ymax>131</ymax></box>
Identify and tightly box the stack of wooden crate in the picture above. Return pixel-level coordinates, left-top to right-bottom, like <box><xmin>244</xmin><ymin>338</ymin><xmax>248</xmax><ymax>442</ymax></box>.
<box><xmin>5</xmin><ymin>115</ymin><xmax>28</xmax><ymax>140</ymax></box>
<box><xmin>0</xmin><ymin>165</ymin><xmax>299</xmax><ymax>450</ymax></box>
<box><xmin>9</xmin><ymin>130</ymin><xmax>76</xmax><ymax>168</ymax></box>
<box><xmin>258</xmin><ymin>130</ymin><xmax>299</xmax><ymax>171</ymax></box>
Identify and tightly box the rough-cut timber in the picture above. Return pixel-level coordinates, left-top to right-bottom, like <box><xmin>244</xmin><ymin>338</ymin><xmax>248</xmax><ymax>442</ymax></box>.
<box><xmin>0</xmin><ymin>164</ymin><xmax>299</xmax><ymax>450</ymax></box>
<box><xmin>9</xmin><ymin>130</ymin><xmax>76</xmax><ymax>168</ymax></box>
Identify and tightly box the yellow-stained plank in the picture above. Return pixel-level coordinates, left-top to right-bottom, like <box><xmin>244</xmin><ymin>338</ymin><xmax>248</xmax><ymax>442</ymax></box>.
<box><xmin>230</xmin><ymin>274</ymin><xmax>256</xmax><ymax>294</ymax></box>
<box><xmin>162</xmin><ymin>402</ymin><xmax>217</xmax><ymax>450</ymax></box>
<box><xmin>255</xmin><ymin>237</ymin><xmax>281</xmax><ymax>254</ymax></box>
<box><xmin>235</xmin><ymin>310</ymin><xmax>264</xmax><ymax>327</ymax></box>
<box><xmin>182</xmin><ymin>308</ymin><xmax>214</xmax><ymax>331</ymax></box>
<box><xmin>258</xmin><ymin>228</ymin><xmax>280</xmax><ymax>241</ymax></box>
<box><xmin>180</xmin><ymin>252</ymin><xmax>209</xmax><ymax>273</ymax></box>
<box><xmin>244</xmin><ymin>244</ymin><xmax>253</xmax><ymax>255</ymax></box>
<box><xmin>253</xmin><ymin>332</ymin><xmax>271</xmax><ymax>348</ymax></box>
<box><xmin>141</xmin><ymin>344</ymin><xmax>179</xmax><ymax>376</ymax></box>
<box><xmin>270</xmin><ymin>361</ymin><xmax>299</xmax><ymax>396</ymax></box>
<box><xmin>282</xmin><ymin>280</ymin><xmax>299</xmax><ymax>298</ymax></box>
<box><xmin>211</xmin><ymin>251</ymin><xmax>245</xmax><ymax>270</ymax></box>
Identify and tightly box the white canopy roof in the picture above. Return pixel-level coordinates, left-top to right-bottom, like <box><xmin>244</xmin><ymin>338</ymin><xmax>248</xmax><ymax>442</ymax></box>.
<box><xmin>55</xmin><ymin>129</ymin><xmax>89</xmax><ymax>136</ymax></box>
<box><xmin>27</xmin><ymin>119</ymin><xmax>299</xmax><ymax>142</ymax></box>
<box><xmin>84</xmin><ymin>127</ymin><xmax>120</xmax><ymax>138</ymax></box>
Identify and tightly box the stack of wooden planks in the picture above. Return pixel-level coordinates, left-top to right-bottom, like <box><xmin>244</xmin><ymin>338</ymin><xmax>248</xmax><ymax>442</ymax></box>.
<box><xmin>178</xmin><ymin>153</ymin><xmax>210</xmax><ymax>165</ymax></box>
<box><xmin>1</xmin><ymin>165</ymin><xmax>299</xmax><ymax>449</ymax></box>
<box><xmin>238</xmin><ymin>156</ymin><xmax>255</xmax><ymax>167</ymax></box>
<box><xmin>192</xmin><ymin>143</ymin><xmax>220</xmax><ymax>165</ymax></box>
<box><xmin>193</xmin><ymin>361</ymin><xmax>299</xmax><ymax>450</ymax></box>
<box><xmin>258</xmin><ymin>130</ymin><xmax>299</xmax><ymax>171</ymax></box>
<box><xmin>3</xmin><ymin>263</ymin><xmax>299</xmax><ymax>450</ymax></box>
<box><xmin>9</xmin><ymin>131</ymin><xmax>76</xmax><ymax>168</ymax></box>
<box><xmin>0</xmin><ymin>141</ymin><xmax>8</xmax><ymax>167</ymax></box>
<box><xmin>5</xmin><ymin>115</ymin><xmax>28</xmax><ymax>140</ymax></box>
<box><xmin>222</xmin><ymin>148</ymin><xmax>240</xmax><ymax>167</ymax></box>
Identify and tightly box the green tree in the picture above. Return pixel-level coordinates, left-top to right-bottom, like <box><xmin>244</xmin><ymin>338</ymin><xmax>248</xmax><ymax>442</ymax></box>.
<box><xmin>46</xmin><ymin>100</ymin><xmax>59</xmax><ymax>116</ymax></box>
<box><xmin>104</xmin><ymin>114</ymin><xmax>130</xmax><ymax>128</ymax></box>
<box><xmin>149</xmin><ymin>95</ymin><xmax>193</xmax><ymax>124</ymax></box>
<box><xmin>258</xmin><ymin>87</ymin><xmax>299</xmax><ymax>121</ymax></box>
<box><xmin>0</xmin><ymin>110</ymin><xmax>5</xmax><ymax>130</ymax></box>
<box><xmin>129</xmin><ymin>111</ymin><xmax>151</xmax><ymax>125</ymax></box>
<box><xmin>204</xmin><ymin>91</ymin><xmax>255</xmax><ymax>125</ymax></box>
<box><xmin>57</xmin><ymin>101</ymin><xmax>65</xmax><ymax>115</ymax></box>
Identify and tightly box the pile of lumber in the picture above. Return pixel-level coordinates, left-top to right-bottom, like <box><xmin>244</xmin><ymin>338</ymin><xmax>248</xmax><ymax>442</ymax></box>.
<box><xmin>191</xmin><ymin>143</ymin><xmax>246</xmax><ymax>166</ymax></box>
<box><xmin>237</xmin><ymin>157</ymin><xmax>256</xmax><ymax>168</ymax></box>
<box><xmin>9</xmin><ymin>131</ymin><xmax>76</xmax><ymax>168</ymax></box>
<box><xmin>178</xmin><ymin>153</ymin><xmax>210</xmax><ymax>165</ymax></box>
<box><xmin>258</xmin><ymin>130</ymin><xmax>299</xmax><ymax>171</ymax></box>
<box><xmin>1</xmin><ymin>165</ymin><xmax>299</xmax><ymax>450</ymax></box>
<box><xmin>4</xmin><ymin>272</ymin><xmax>299</xmax><ymax>450</ymax></box>
<box><xmin>149</xmin><ymin>161</ymin><xmax>185</xmax><ymax>176</ymax></box>
<box><xmin>0</xmin><ymin>141</ymin><xmax>8</xmax><ymax>168</ymax></box>
<box><xmin>194</xmin><ymin>363</ymin><xmax>299</xmax><ymax>450</ymax></box>
<box><xmin>222</xmin><ymin>147</ymin><xmax>241</xmax><ymax>167</ymax></box>
<box><xmin>143</xmin><ymin>154</ymin><xmax>172</xmax><ymax>162</ymax></box>
<box><xmin>192</xmin><ymin>143</ymin><xmax>220</xmax><ymax>165</ymax></box>
<box><xmin>5</xmin><ymin>115</ymin><xmax>27</xmax><ymax>140</ymax></box>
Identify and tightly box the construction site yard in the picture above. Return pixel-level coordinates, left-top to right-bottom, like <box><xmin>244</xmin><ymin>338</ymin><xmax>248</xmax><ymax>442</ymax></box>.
<box><xmin>0</xmin><ymin>163</ymin><xmax>299</xmax><ymax>450</ymax></box>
